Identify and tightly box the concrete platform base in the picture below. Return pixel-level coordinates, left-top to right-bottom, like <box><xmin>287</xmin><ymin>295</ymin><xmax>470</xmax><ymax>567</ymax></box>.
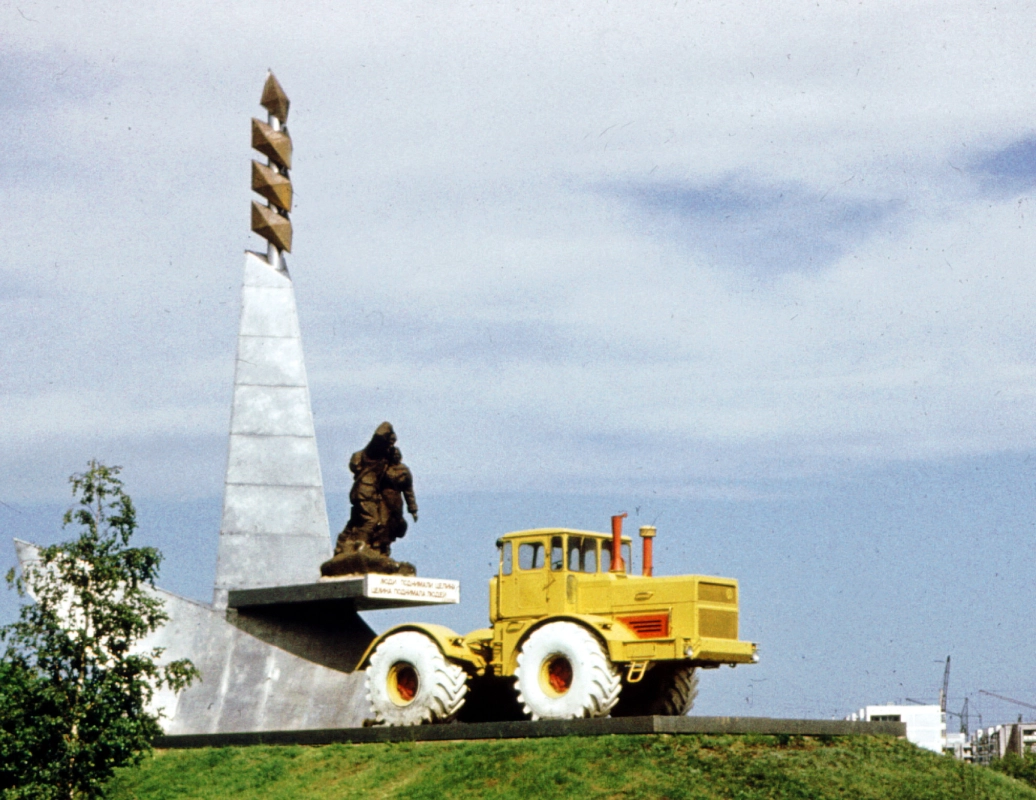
<box><xmin>155</xmin><ymin>715</ymin><xmax>906</xmax><ymax>748</ymax></box>
<box><xmin>228</xmin><ymin>575</ymin><xmax>460</xmax><ymax>613</ymax></box>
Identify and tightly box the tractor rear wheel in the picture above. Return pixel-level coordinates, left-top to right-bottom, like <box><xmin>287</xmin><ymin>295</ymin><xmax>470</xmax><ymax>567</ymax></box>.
<box><xmin>612</xmin><ymin>662</ymin><xmax>698</xmax><ymax>717</ymax></box>
<box><xmin>514</xmin><ymin>622</ymin><xmax>621</xmax><ymax>720</ymax></box>
<box><xmin>365</xmin><ymin>631</ymin><xmax>468</xmax><ymax>725</ymax></box>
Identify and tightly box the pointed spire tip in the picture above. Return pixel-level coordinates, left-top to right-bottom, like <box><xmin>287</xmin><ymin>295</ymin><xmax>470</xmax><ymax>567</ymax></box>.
<box><xmin>260</xmin><ymin>71</ymin><xmax>290</xmax><ymax>123</ymax></box>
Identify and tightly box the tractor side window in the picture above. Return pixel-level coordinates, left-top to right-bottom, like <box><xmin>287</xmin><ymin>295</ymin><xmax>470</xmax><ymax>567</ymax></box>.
<box><xmin>567</xmin><ymin>537</ymin><xmax>598</xmax><ymax>573</ymax></box>
<box><xmin>567</xmin><ymin>537</ymin><xmax>582</xmax><ymax>571</ymax></box>
<box><xmin>601</xmin><ymin>542</ymin><xmax>631</xmax><ymax>574</ymax></box>
<box><xmin>518</xmin><ymin>542</ymin><xmax>545</xmax><ymax>570</ymax></box>
<box><xmin>550</xmin><ymin>536</ymin><xmax>564</xmax><ymax>571</ymax></box>
<box><xmin>500</xmin><ymin>541</ymin><xmax>512</xmax><ymax>575</ymax></box>
<box><xmin>581</xmin><ymin>539</ymin><xmax>598</xmax><ymax>573</ymax></box>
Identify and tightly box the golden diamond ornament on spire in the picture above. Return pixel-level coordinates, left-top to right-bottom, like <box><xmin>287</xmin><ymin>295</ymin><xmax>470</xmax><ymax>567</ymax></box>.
<box><xmin>251</xmin><ymin>161</ymin><xmax>292</xmax><ymax>212</ymax></box>
<box><xmin>260</xmin><ymin>71</ymin><xmax>290</xmax><ymax>123</ymax></box>
<box><xmin>250</xmin><ymin>72</ymin><xmax>293</xmax><ymax>264</ymax></box>
<box><xmin>251</xmin><ymin>118</ymin><xmax>292</xmax><ymax>170</ymax></box>
<box><xmin>251</xmin><ymin>201</ymin><xmax>292</xmax><ymax>253</ymax></box>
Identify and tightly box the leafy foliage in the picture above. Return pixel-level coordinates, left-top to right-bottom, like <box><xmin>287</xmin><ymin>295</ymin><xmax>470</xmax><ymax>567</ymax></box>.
<box><xmin>0</xmin><ymin>462</ymin><xmax>197</xmax><ymax>800</ymax></box>
<box><xmin>994</xmin><ymin>752</ymin><xmax>1036</xmax><ymax>788</ymax></box>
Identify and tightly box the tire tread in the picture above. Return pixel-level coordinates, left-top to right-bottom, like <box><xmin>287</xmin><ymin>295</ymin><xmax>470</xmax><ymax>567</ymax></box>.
<box><xmin>366</xmin><ymin>631</ymin><xmax>468</xmax><ymax>725</ymax></box>
<box><xmin>515</xmin><ymin>622</ymin><xmax>620</xmax><ymax>720</ymax></box>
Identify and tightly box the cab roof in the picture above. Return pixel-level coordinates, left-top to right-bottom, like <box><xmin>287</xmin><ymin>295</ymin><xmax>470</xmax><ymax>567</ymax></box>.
<box><xmin>498</xmin><ymin>528</ymin><xmax>632</xmax><ymax>543</ymax></box>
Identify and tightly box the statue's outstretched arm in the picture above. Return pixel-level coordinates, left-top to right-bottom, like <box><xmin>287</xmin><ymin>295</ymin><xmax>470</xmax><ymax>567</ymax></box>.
<box><xmin>404</xmin><ymin>488</ymin><xmax>418</xmax><ymax>521</ymax></box>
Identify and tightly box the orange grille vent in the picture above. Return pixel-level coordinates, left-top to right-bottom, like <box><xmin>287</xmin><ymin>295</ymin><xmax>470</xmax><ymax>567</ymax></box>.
<box><xmin>617</xmin><ymin>613</ymin><xmax>669</xmax><ymax>639</ymax></box>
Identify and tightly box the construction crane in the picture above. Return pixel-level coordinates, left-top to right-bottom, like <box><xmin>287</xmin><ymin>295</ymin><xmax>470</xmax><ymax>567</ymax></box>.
<box><xmin>946</xmin><ymin>697</ymin><xmax>970</xmax><ymax>735</ymax></box>
<box><xmin>931</xmin><ymin>656</ymin><xmax>973</xmax><ymax>735</ymax></box>
<box><xmin>978</xmin><ymin>689</ymin><xmax>1036</xmax><ymax>712</ymax></box>
<box><xmin>905</xmin><ymin>655</ymin><xmax>953</xmax><ymax>711</ymax></box>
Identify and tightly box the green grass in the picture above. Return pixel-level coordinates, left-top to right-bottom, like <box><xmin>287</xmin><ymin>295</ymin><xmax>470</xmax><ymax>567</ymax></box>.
<box><xmin>106</xmin><ymin>734</ymin><xmax>1036</xmax><ymax>800</ymax></box>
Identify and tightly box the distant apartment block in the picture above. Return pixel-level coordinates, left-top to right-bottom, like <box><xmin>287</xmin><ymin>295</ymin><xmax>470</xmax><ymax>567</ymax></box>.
<box><xmin>971</xmin><ymin>723</ymin><xmax>1036</xmax><ymax>765</ymax></box>
<box><xmin>846</xmin><ymin>704</ymin><xmax>945</xmax><ymax>753</ymax></box>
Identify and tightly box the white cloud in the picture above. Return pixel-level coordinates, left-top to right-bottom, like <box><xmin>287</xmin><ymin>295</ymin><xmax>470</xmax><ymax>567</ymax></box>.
<box><xmin>3</xmin><ymin>1</ymin><xmax>1036</xmax><ymax>501</ymax></box>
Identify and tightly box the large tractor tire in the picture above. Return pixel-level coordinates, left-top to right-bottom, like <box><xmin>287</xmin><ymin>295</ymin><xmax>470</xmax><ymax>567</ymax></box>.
<box><xmin>611</xmin><ymin>662</ymin><xmax>698</xmax><ymax>717</ymax></box>
<box><xmin>514</xmin><ymin>621</ymin><xmax>621</xmax><ymax>720</ymax></box>
<box><xmin>365</xmin><ymin>631</ymin><xmax>468</xmax><ymax>725</ymax></box>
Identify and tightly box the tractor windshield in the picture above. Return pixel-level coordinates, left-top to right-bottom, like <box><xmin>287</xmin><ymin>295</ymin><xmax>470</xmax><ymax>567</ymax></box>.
<box><xmin>566</xmin><ymin>536</ymin><xmax>599</xmax><ymax>573</ymax></box>
<box><xmin>518</xmin><ymin>541</ymin><xmax>545</xmax><ymax>570</ymax></box>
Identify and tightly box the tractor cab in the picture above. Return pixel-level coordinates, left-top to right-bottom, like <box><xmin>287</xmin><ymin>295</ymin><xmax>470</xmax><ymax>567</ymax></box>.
<box><xmin>491</xmin><ymin>529</ymin><xmax>633</xmax><ymax>622</ymax></box>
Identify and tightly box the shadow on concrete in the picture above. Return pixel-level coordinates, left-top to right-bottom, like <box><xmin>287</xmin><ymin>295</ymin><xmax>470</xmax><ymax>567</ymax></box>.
<box><xmin>226</xmin><ymin>604</ymin><xmax>376</xmax><ymax>673</ymax></box>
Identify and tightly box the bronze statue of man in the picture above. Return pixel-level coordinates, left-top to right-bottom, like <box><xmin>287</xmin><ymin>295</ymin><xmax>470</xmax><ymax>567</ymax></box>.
<box><xmin>320</xmin><ymin>422</ymin><xmax>418</xmax><ymax>577</ymax></box>
<box><xmin>369</xmin><ymin>444</ymin><xmax>418</xmax><ymax>554</ymax></box>
<box><xmin>345</xmin><ymin>421</ymin><xmax>396</xmax><ymax>546</ymax></box>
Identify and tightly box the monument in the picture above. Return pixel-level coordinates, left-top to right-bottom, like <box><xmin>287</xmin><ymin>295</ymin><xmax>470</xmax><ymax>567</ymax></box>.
<box><xmin>321</xmin><ymin>421</ymin><xmax>419</xmax><ymax>577</ymax></box>
<box><xmin>13</xmin><ymin>73</ymin><xmax>459</xmax><ymax>734</ymax></box>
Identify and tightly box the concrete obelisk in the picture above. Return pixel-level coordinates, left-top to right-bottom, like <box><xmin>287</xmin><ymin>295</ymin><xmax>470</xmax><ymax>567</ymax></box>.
<box><xmin>213</xmin><ymin>73</ymin><xmax>331</xmax><ymax>608</ymax></box>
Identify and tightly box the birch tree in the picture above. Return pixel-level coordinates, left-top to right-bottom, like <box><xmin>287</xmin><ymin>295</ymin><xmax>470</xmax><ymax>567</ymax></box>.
<box><xmin>0</xmin><ymin>462</ymin><xmax>196</xmax><ymax>799</ymax></box>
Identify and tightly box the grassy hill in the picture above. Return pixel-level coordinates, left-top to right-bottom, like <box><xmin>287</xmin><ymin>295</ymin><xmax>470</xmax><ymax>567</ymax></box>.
<box><xmin>105</xmin><ymin>734</ymin><xmax>1036</xmax><ymax>800</ymax></box>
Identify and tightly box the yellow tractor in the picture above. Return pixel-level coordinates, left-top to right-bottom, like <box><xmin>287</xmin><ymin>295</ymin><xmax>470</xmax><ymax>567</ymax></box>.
<box><xmin>358</xmin><ymin>515</ymin><xmax>757</xmax><ymax>724</ymax></box>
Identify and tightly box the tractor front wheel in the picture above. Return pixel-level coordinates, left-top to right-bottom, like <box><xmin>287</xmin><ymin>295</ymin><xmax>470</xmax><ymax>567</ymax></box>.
<box><xmin>514</xmin><ymin>622</ymin><xmax>621</xmax><ymax>720</ymax></box>
<box><xmin>365</xmin><ymin>631</ymin><xmax>468</xmax><ymax>725</ymax></box>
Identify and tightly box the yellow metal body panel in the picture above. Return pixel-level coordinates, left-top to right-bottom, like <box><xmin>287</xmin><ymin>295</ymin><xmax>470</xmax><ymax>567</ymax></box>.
<box><xmin>355</xmin><ymin>528</ymin><xmax>758</xmax><ymax>678</ymax></box>
<box><xmin>488</xmin><ymin>528</ymin><xmax>757</xmax><ymax>676</ymax></box>
<box><xmin>357</xmin><ymin>623</ymin><xmax>486</xmax><ymax>673</ymax></box>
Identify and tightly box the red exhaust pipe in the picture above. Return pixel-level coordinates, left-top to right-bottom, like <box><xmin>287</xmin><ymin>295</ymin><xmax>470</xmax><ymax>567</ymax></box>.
<box><xmin>611</xmin><ymin>513</ymin><xmax>627</xmax><ymax>572</ymax></box>
<box><xmin>640</xmin><ymin>525</ymin><xmax>656</xmax><ymax>576</ymax></box>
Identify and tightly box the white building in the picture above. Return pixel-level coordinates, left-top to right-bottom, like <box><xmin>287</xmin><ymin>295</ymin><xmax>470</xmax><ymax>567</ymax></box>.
<box><xmin>945</xmin><ymin>731</ymin><xmax>972</xmax><ymax>761</ymax></box>
<box><xmin>847</xmin><ymin>704</ymin><xmax>946</xmax><ymax>753</ymax></box>
<box><xmin>972</xmin><ymin>723</ymin><xmax>1036</xmax><ymax>765</ymax></box>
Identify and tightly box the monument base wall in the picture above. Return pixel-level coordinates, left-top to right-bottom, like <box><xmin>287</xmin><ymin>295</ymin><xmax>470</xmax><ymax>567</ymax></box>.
<box><xmin>144</xmin><ymin>588</ymin><xmax>375</xmax><ymax>735</ymax></box>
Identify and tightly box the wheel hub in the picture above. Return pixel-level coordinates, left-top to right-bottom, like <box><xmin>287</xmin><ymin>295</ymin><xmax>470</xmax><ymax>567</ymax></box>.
<box><xmin>541</xmin><ymin>654</ymin><xmax>573</xmax><ymax>696</ymax></box>
<box><xmin>388</xmin><ymin>662</ymin><xmax>419</xmax><ymax>705</ymax></box>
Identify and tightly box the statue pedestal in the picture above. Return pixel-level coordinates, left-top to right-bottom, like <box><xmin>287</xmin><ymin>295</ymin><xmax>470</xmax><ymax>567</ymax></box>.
<box><xmin>189</xmin><ymin>576</ymin><xmax>462</xmax><ymax>715</ymax></box>
<box><xmin>227</xmin><ymin>575</ymin><xmax>460</xmax><ymax>613</ymax></box>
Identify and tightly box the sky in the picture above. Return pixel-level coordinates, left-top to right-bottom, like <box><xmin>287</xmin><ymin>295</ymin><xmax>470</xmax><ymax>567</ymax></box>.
<box><xmin>2</xmin><ymin>1</ymin><xmax>1036</xmax><ymax>728</ymax></box>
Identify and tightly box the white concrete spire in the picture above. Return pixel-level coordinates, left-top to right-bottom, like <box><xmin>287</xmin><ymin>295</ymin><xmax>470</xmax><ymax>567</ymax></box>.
<box><xmin>212</xmin><ymin>252</ymin><xmax>332</xmax><ymax>608</ymax></box>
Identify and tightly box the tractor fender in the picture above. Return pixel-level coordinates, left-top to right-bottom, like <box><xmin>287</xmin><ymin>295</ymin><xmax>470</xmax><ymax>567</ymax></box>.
<box><xmin>505</xmin><ymin>614</ymin><xmax>629</xmax><ymax>675</ymax></box>
<box><xmin>356</xmin><ymin>623</ymin><xmax>484</xmax><ymax>673</ymax></box>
